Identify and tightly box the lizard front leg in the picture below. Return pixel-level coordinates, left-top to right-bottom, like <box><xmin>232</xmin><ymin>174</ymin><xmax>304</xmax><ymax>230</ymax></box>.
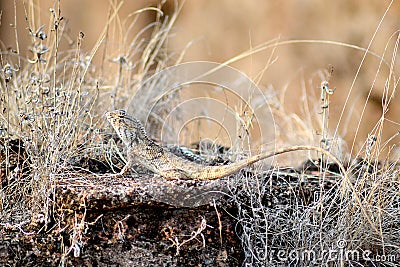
<box><xmin>106</xmin><ymin>159</ymin><xmax>134</xmax><ymax>178</ymax></box>
<box><xmin>118</xmin><ymin>163</ymin><xmax>131</xmax><ymax>176</ymax></box>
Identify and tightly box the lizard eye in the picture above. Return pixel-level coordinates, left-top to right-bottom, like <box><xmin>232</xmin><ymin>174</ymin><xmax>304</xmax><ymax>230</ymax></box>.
<box><xmin>117</xmin><ymin>109</ymin><xmax>126</xmax><ymax>118</ymax></box>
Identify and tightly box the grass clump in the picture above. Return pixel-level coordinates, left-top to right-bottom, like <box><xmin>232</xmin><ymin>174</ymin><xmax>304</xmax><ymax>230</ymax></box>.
<box><xmin>0</xmin><ymin>0</ymin><xmax>177</xmax><ymax>225</ymax></box>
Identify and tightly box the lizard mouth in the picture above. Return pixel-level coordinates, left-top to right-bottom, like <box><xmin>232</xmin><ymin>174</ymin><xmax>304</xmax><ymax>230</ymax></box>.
<box><xmin>105</xmin><ymin>112</ymin><xmax>120</xmax><ymax>129</ymax></box>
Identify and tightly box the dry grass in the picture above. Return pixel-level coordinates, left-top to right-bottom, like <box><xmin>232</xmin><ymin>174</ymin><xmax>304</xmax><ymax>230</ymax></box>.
<box><xmin>0</xmin><ymin>1</ymin><xmax>399</xmax><ymax>266</ymax></box>
<box><xmin>231</xmin><ymin>77</ymin><xmax>400</xmax><ymax>265</ymax></box>
<box><xmin>0</xmin><ymin>0</ymin><xmax>178</xmax><ymax>225</ymax></box>
<box><xmin>228</xmin><ymin>25</ymin><xmax>400</xmax><ymax>264</ymax></box>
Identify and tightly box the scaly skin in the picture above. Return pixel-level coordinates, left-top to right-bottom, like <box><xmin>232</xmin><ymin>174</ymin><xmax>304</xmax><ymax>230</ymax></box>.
<box><xmin>106</xmin><ymin>110</ymin><xmax>343</xmax><ymax>180</ymax></box>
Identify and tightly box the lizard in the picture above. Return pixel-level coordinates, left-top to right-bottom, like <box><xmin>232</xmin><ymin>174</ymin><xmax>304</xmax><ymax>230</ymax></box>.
<box><xmin>106</xmin><ymin>109</ymin><xmax>347</xmax><ymax>181</ymax></box>
<box><xmin>105</xmin><ymin>110</ymin><xmax>382</xmax><ymax>234</ymax></box>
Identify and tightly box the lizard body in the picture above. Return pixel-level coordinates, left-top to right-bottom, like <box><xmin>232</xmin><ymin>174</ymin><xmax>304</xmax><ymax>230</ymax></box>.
<box><xmin>106</xmin><ymin>110</ymin><xmax>343</xmax><ymax>180</ymax></box>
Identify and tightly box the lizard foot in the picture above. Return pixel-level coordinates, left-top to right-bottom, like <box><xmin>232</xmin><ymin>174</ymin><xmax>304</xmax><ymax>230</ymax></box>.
<box><xmin>100</xmin><ymin>165</ymin><xmax>132</xmax><ymax>178</ymax></box>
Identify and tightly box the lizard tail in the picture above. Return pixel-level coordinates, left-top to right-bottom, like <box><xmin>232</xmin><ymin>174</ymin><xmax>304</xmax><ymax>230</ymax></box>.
<box><xmin>194</xmin><ymin>145</ymin><xmax>380</xmax><ymax>237</ymax></box>
<box><xmin>195</xmin><ymin>145</ymin><xmax>344</xmax><ymax>180</ymax></box>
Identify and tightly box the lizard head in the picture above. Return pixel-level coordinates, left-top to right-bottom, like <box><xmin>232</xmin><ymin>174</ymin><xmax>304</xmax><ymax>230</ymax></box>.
<box><xmin>106</xmin><ymin>110</ymin><xmax>146</xmax><ymax>146</ymax></box>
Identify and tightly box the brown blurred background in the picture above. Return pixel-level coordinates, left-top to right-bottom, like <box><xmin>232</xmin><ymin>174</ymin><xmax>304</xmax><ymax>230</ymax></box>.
<box><xmin>0</xmin><ymin>0</ymin><xmax>399</xmax><ymax>158</ymax></box>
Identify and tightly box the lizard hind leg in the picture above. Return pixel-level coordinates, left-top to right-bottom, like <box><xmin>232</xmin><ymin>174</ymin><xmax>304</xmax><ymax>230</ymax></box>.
<box><xmin>159</xmin><ymin>169</ymin><xmax>191</xmax><ymax>180</ymax></box>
